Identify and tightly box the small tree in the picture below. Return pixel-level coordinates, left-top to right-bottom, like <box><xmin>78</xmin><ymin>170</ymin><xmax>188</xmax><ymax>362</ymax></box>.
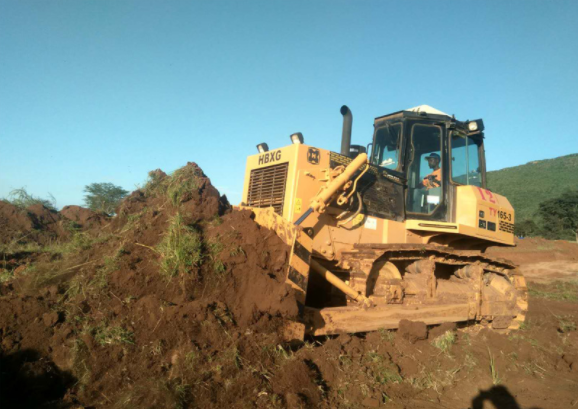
<box><xmin>536</xmin><ymin>190</ymin><xmax>578</xmax><ymax>241</ymax></box>
<box><xmin>83</xmin><ymin>183</ymin><xmax>128</xmax><ymax>215</ymax></box>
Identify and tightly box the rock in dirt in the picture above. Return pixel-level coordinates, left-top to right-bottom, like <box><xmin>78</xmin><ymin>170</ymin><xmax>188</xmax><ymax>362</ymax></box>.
<box><xmin>398</xmin><ymin>319</ymin><xmax>428</xmax><ymax>343</ymax></box>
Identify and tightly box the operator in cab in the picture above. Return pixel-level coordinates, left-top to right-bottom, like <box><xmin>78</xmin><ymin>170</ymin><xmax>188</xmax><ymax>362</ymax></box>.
<box><xmin>421</xmin><ymin>153</ymin><xmax>441</xmax><ymax>190</ymax></box>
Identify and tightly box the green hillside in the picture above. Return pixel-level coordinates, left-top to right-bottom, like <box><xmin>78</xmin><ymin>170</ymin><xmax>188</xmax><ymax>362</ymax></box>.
<box><xmin>487</xmin><ymin>153</ymin><xmax>578</xmax><ymax>223</ymax></box>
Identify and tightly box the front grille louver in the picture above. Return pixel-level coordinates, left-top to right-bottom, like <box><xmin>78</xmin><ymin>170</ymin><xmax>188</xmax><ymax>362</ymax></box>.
<box><xmin>247</xmin><ymin>163</ymin><xmax>289</xmax><ymax>215</ymax></box>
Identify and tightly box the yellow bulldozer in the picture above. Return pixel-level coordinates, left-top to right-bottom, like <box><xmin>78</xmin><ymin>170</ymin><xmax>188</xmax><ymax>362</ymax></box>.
<box><xmin>239</xmin><ymin>105</ymin><xmax>527</xmax><ymax>337</ymax></box>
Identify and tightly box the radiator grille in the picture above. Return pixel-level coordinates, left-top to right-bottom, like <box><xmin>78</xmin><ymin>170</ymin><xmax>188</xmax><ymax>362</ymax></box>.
<box><xmin>499</xmin><ymin>220</ymin><xmax>515</xmax><ymax>234</ymax></box>
<box><xmin>247</xmin><ymin>163</ymin><xmax>289</xmax><ymax>214</ymax></box>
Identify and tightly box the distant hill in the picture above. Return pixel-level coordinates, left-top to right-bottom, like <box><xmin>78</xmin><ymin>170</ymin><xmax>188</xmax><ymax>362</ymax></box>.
<box><xmin>487</xmin><ymin>153</ymin><xmax>578</xmax><ymax>222</ymax></box>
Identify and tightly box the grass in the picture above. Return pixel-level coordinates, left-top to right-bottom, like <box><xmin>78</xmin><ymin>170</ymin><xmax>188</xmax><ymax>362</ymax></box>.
<box><xmin>157</xmin><ymin>214</ymin><xmax>203</xmax><ymax>277</ymax></box>
<box><xmin>464</xmin><ymin>350</ymin><xmax>478</xmax><ymax>370</ymax></box>
<box><xmin>94</xmin><ymin>323</ymin><xmax>135</xmax><ymax>346</ymax></box>
<box><xmin>206</xmin><ymin>237</ymin><xmax>226</xmax><ymax>275</ymax></box>
<box><xmin>488</xmin><ymin>348</ymin><xmax>501</xmax><ymax>385</ymax></box>
<box><xmin>378</xmin><ymin>328</ymin><xmax>395</xmax><ymax>343</ymax></box>
<box><xmin>0</xmin><ymin>268</ymin><xmax>14</xmax><ymax>283</ymax></box>
<box><xmin>431</xmin><ymin>330</ymin><xmax>456</xmax><ymax>354</ymax></box>
<box><xmin>487</xmin><ymin>153</ymin><xmax>578</xmax><ymax>223</ymax></box>
<box><xmin>143</xmin><ymin>165</ymin><xmax>202</xmax><ymax>206</ymax></box>
<box><xmin>528</xmin><ymin>281</ymin><xmax>578</xmax><ymax>302</ymax></box>
<box><xmin>407</xmin><ymin>364</ymin><xmax>461</xmax><ymax>393</ymax></box>
<box><xmin>555</xmin><ymin>314</ymin><xmax>577</xmax><ymax>333</ymax></box>
<box><xmin>366</xmin><ymin>352</ymin><xmax>403</xmax><ymax>385</ymax></box>
<box><xmin>71</xmin><ymin>339</ymin><xmax>92</xmax><ymax>388</ymax></box>
<box><xmin>518</xmin><ymin>320</ymin><xmax>532</xmax><ymax>330</ymax></box>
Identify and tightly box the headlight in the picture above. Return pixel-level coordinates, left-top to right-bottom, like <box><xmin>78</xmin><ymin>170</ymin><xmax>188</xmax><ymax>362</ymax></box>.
<box><xmin>468</xmin><ymin>121</ymin><xmax>478</xmax><ymax>132</ymax></box>
<box><xmin>290</xmin><ymin>132</ymin><xmax>304</xmax><ymax>144</ymax></box>
<box><xmin>256</xmin><ymin>143</ymin><xmax>269</xmax><ymax>153</ymax></box>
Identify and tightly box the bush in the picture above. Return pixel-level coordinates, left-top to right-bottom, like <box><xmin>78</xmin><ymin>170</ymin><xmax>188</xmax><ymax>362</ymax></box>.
<box><xmin>6</xmin><ymin>188</ymin><xmax>56</xmax><ymax>211</ymax></box>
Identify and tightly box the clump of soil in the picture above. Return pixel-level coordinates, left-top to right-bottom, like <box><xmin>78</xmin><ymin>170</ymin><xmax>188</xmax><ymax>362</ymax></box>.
<box><xmin>1</xmin><ymin>162</ymin><xmax>577</xmax><ymax>409</ymax></box>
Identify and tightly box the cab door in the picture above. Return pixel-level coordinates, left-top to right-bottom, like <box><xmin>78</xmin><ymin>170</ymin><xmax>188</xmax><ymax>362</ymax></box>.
<box><xmin>404</xmin><ymin>121</ymin><xmax>449</xmax><ymax>221</ymax></box>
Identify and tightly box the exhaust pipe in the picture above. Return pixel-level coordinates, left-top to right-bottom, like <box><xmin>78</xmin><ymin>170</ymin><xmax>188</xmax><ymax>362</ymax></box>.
<box><xmin>340</xmin><ymin>105</ymin><xmax>352</xmax><ymax>157</ymax></box>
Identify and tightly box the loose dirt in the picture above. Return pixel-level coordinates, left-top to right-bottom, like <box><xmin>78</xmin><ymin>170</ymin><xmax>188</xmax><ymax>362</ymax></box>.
<box><xmin>1</xmin><ymin>163</ymin><xmax>577</xmax><ymax>409</ymax></box>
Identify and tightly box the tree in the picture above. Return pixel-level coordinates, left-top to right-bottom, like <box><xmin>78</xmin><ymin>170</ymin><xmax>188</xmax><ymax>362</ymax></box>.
<box><xmin>83</xmin><ymin>183</ymin><xmax>128</xmax><ymax>215</ymax></box>
<box><xmin>514</xmin><ymin>219</ymin><xmax>538</xmax><ymax>238</ymax></box>
<box><xmin>535</xmin><ymin>190</ymin><xmax>578</xmax><ymax>241</ymax></box>
<box><xmin>7</xmin><ymin>188</ymin><xmax>57</xmax><ymax>211</ymax></box>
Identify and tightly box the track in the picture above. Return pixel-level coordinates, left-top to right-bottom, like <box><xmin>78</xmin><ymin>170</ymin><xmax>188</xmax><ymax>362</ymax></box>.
<box><xmin>304</xmin><ymin>244</ymin><xmax>528</xmax><ymax>335</ymax></box>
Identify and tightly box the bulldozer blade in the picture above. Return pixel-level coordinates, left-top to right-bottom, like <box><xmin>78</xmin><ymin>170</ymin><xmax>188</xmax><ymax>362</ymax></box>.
<box><xmin>303</xmin><ymin>303</ymin><xmax>472</xmax><ymax>336</ymax></box>
<box><xmin>240</xmin><ymin>206</ymin><xmax>312</xmax><ymax>306</ymax></box>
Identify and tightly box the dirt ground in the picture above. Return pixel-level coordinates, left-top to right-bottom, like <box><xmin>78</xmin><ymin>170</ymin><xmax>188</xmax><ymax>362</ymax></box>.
<box><xmin>1</xmin><ymin>163</ymin><xmax>577</xmax><ymax>409</ymax></box>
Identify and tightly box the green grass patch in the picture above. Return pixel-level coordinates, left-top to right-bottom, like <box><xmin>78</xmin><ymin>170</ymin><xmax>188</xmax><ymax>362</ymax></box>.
<box><xmin>94</xmin><ymin>323</ymin><xmax>135</xmax><ymax>346</ymax></box>
<box><xmin>556</xmin><ymin>314</ymin><xmax>577</xmax><ymax>333</ymax></box>
<box><xmin>143</xmin><ymin>165</ymin><xmax>203</xmax><ymax>206</ymax></box>
<box><xmin>528</xmin><ymin>281</ymin><xmax>578</xmax><ymax>302</ymax></box>
<box><xmin>365</xmin><ymin>351</ymin><xmax>403</xmax><ymax>385</ymax></box>
<box><xmin>431</xmin><ymin>330</ymin><xmax>456</xmax><ymax>354</ymax></box>
<box><xmin>488</xmin><ymin>347</ymin><xmax>501</xmax><ymax>385</ymax></box>
<box><xmin>206</xmin><ymin>237</ymin><xmax>226</xmax><ymax>275</ymax></box>
<box><xmin>157</xmin><ymin>214</ymin><xmax>203</xmax><ymax>277</ymax></box>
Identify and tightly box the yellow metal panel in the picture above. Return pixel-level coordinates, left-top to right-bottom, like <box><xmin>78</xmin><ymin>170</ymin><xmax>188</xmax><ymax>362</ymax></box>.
<box><xmin>456</xmin><ymin>186</ymin><xmax>515</xmax><ymax>245</ymax></box>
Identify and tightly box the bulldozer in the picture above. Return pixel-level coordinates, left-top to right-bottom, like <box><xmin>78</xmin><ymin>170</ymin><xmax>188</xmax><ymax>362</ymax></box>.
<box><xmin>239</xmin><ymin>105</ymin><xmax>527</xmax><ymax>337</ymax></box>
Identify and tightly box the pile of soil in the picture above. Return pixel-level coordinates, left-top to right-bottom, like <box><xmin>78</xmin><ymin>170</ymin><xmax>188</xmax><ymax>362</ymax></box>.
<box><xmin>1</xmin><ymin>162</ymin><xmax>577</xmax><ymax>409</ymax></box>
<box><xmin>0</xmin><ymin>201</ymin><xmax>65</xmax><ymax>246</ymax></box>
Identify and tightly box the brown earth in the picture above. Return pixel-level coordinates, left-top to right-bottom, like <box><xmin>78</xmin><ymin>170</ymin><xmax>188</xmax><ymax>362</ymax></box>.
<box><xmin>1</xmin><ymin>163</ymin><xmax>577</xmax><ymax>409</ymax></box>
<box><xmin>487</xmin><ymin>237</ymin><xmax>578</xmax><ymax>283</ymax></box>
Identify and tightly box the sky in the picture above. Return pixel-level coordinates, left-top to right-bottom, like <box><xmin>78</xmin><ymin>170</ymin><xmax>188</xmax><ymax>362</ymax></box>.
<box><xmin>1</xmin><ymin>0</ymin><xmax>577</xmax><ymax>208</ymax></box>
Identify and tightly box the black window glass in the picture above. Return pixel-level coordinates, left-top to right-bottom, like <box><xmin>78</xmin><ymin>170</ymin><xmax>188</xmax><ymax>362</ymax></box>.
<box><xmin>373</xmin><ymin>123</ymin><xmax>402</xmax><ymax>170</ymax></box>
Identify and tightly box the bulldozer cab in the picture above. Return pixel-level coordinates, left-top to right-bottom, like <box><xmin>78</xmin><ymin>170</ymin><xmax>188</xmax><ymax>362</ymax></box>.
<box><xmin>370</xmin><ymin>105</ymin><xmax>486</xmax><ymax>222</ymax></box>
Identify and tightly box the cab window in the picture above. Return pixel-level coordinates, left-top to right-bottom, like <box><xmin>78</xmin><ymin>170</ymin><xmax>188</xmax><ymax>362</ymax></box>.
<box><xmin>407</xmin><ymin>124</ymin><xmax>443</xmax><ymax>214</ymax></box>
<box><xmin>450</xmin><ymin>132</ymin><xmax>482</xmax><ymax>187</ymax></box>
<box><xmin>372</xmin><ymin>123</ymin><xmax>402</xmax><ymax>170</ymax></box>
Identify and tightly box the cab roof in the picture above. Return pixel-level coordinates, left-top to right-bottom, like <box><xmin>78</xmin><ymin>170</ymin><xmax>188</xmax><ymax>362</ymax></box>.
<box><xmin>374</xmin><ymin>104</ymin><xmax>453</xmax><ymax>124</ymax></box>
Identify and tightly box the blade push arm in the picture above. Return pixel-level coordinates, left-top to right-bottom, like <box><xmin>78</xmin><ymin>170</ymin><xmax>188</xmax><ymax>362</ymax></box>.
<box><xmin>295</xmin><ymin>153</ymin><xmax>368</xmax><ymax>226</ymax></box>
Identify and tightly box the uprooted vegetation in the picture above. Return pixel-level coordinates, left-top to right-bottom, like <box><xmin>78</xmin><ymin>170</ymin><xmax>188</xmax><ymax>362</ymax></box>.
<box><xmin>1</xmin><ymin>162</ymin><xmax>578</xmax><ymax>409</ymax></box>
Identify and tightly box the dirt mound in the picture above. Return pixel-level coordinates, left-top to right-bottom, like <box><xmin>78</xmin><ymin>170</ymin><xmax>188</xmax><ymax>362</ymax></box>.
<box><xmin>60</xmin><ymin>205</ymin><xmax>109</xmax><ymax>230</ymax></box>
<box><xmin>0</xmin><ymin>200</ymin><xmax>65</xmax><ymax>246</ymax></box>
<box><xmin>1</xmin><ymin>163</ymin><xmax>577</xmax><ymax>409</ymax></box>
<box><xmin>0</xmin><ymin>162</ymin><xmax>305</xmax><ymax>408</ymax></box>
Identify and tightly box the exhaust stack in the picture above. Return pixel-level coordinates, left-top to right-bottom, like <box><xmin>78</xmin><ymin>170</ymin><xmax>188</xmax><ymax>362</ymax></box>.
<box><xmin>340</xmin><ymin>105</ymin><xmax>352</xmax><ymax>157</ymax></box>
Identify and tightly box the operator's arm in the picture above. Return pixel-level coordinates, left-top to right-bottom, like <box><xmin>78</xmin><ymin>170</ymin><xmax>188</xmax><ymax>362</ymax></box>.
<box><xmin>421</xmin><ymin>170</ymin><xmax>441</xmax><ymax>189</ymax></box>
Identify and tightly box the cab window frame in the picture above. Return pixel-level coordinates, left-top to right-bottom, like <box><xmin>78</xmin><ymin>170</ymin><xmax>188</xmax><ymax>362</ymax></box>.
<box><xmin>371</xmin><ymin>121</ymin><xmax>404</xmax><ymax>172</ymax></box>
<box><xmin>449</xmin><ymin>130</ymin><xmax>485</xmax><ymax>188</ymax></box>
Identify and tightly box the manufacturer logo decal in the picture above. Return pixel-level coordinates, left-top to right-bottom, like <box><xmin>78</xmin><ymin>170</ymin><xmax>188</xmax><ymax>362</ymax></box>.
<box><xmin>307</xmin><ymin>148</ymin><xmax>320</xmax><ymax>165</ymax></box>
<box><xmin>258</xmin><ymin>150</ymin><xmax>282</xmax><ymax>165</ymax></box>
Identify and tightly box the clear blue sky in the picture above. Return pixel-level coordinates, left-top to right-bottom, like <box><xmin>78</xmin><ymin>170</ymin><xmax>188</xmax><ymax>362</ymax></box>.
<box><xmin>1</xmin><ymin>1</ymin><xmax>577</xmax><ymax>208</ymax></box>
